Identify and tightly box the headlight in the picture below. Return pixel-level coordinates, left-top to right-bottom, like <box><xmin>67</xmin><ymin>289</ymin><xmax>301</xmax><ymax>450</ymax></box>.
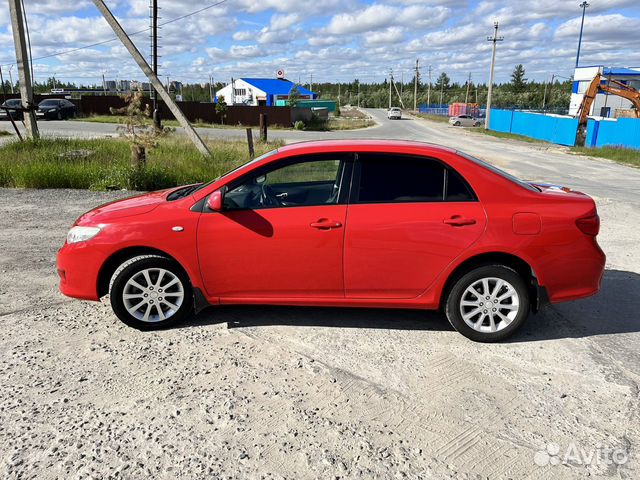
<box><xmin>67</xmin><ymin>226</ymin><xmax>101</xmax><ymax>244</ymax></box>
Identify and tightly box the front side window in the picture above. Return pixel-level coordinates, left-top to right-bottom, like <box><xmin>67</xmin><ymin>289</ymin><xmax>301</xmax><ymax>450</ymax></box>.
<box><xmin>355</xmin><ymin>153</ymin><xmax>475</xmax><ymax>203</ymax></box>
<box><xmin>224</xmin><ymin>156</ymin><xmax>345</xmax><ymax>210</ymax></box>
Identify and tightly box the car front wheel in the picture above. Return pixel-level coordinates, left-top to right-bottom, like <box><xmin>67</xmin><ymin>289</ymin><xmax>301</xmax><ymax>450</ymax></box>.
<box><xmin>109</xmin><ymin>255</ymin><xmax>193</xmax><ymax>330</ymax></box>
<box><xmin>445</xmin><ymin>265</ymin><xmax>530</xmax><ymax>342</ymax></box>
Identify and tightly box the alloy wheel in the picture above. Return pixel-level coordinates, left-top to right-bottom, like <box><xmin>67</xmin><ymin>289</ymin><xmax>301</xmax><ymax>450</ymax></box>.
<box><xmin>122</xmin><ymin>268</ymin><xmax>185</xmax><ymax>323</ymax></box>
<box><xmin>459</xmin><ymin>277</ymin><xmax>520</xmax><ymax>333</ymax></box>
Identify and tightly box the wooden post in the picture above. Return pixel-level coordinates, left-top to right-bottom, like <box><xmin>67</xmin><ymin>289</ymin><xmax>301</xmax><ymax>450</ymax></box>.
<box><xmin>259</xmin><ymin>113</ymin><xmax>268</xmax><ymax>142</ymax></box>
<box><xmin>8</xmin><ymin>0</ymin><xmax>39</xmax><ymax>139</ymax></box>
<box><xmin>246</xmin><ymin>128</ymin><xmax>255</xmax><ymax>158</ymax></box>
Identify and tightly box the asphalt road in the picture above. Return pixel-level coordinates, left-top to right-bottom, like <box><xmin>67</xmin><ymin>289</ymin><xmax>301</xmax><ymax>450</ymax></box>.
<box><xmin>0</xmin><ymin>110</ymin><xmax>639</xmax><ymax>478</ymax></box>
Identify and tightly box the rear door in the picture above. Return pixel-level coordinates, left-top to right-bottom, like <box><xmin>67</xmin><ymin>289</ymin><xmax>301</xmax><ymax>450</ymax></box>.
<box><xmin>344</xmin><ymin>153</ymin><xmax>486</xmax><ymax>299</ymax></box>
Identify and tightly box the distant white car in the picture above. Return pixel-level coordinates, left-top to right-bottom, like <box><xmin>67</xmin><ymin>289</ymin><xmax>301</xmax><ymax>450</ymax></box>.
<box><xmin>387</xmin><ymin>107</ymin><xmax>402</xmax><ymax>120</ymax></box>
<box><xmin>449</xmin><ymin>114</ymin><xmax>482</xmax><ymax>127</ymax></box>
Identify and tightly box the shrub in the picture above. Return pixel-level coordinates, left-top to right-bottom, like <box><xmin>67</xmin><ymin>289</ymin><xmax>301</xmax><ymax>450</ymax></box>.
<box><xmin>294</xmin><ymin>120</ymin><xmax>305</xmax><ymax>130</ymax></box>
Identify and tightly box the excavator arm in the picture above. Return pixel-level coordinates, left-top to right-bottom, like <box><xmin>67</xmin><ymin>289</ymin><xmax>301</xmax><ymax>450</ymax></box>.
<box><xmin>577</xmin><ymin>72</ymin><xmax>640</xmax><ymax>127</ymax></box>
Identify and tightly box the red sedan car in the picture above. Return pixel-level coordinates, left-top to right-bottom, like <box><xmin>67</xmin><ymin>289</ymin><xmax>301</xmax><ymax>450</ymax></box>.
<box><xmin>57</xmin><ymin>140</ymin><xmax>605</xmax><ymax>342</ymax></box>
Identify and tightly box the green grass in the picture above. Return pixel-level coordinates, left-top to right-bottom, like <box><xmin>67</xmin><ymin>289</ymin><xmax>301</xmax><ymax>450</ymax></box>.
<box><xmin>0</xmin><ymin>136</ymin><xmax>282</xmax><ymax>191</ymax></box>
<box><xmin>571</xmin><ymin>146</ymin><xmax>640</xmax><ymax>168</ymax></box>
<box><xmin>0</xmin><ymin>130</ymin><xmax>11</xmax><ymax>137</ymax></box>
<box><xmin>472</xmin><ymin>128</ymin><xmax>547</xmax><ymax>144</ymax></box>
<box><xmin>76</xmin><ymin>115</ymin><xmax>247</xmax><ymax>130</ymax></box>
<box><xmin>413</xmin><ymin>113</ymin><xmax>449</xmax><ymax>124</ymax></box>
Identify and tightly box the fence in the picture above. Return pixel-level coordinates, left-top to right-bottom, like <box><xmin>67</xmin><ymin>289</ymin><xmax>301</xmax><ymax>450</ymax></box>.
<box><xmin>488</xmin><ymin>109</ymin><xmax>579</xmax><ymax>146</ymax></box>
<box><xmin>586</xmin><ymin>118</ymin><xmax>640</xmax><ymax>150</ymax></box>
<box><xmin>1</xmin><ymin>94</ymin><xmax>295</xmax><ymax>127</ymax></box>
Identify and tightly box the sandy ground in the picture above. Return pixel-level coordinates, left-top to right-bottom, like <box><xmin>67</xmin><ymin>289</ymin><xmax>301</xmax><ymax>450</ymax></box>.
<box><xmin>1</xmin><ymin>117</ymin><xmax>639</xmax><ymax>479</ymax></box>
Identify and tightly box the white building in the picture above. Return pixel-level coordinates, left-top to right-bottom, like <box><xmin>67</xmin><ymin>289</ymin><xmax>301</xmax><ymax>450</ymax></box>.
<box><xmin>569</xmin><ymin>66</ymin><xmax>640</xmax><ymax>117</ymax></box>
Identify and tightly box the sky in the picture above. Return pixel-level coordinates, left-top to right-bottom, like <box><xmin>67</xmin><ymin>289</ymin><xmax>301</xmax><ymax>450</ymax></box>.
<box><xmin>0</xmin><ymin>0</ymin><xmax>639</xmax><ymax>87</ymax></box>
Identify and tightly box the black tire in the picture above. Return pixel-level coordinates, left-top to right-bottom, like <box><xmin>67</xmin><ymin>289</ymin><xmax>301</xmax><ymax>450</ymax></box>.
<box><xmin>57</xmin><ymin>111</ymin><xmax>63</xmax><ymax>120</ymax></box>
<box><xmin>445</xmin><ymin>265</ymin><xmax>530</xmax><ymax>342</ymax></box>
<box><xmin>454</xmin><ymin>121</ymin><xmax>461</xmax><ymax>126</ymax></box>
<box><xmin>109</xmin><ymin>255</ymin><xmax>193</xmax><ymax>330</ymax></box>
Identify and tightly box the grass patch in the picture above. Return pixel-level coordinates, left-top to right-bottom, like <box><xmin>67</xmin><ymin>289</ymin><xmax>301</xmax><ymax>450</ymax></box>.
<box><xmin>472</xmin><ymin>128</ymin><xmax>547</xmax><ymax>144</ymax></box>
<box><xmin>76</xmin><ymin>115</ymin><xmax>292</xmax><ymax>130</ymax></box>
<box><xmin>0</xmin><ymin>130</ymin><xmax>12</xmax><ymax>137</ymax></box>
<box><xmin>0</xmin><ymin>136</ymin><xmax>282</xmax><ymax>190</ymax></box>
<box><xmin>571</xmin><ymin>146</ymin><xmax>640</xmax><ymax>168</ymax></box>
<box><xmin>413</xmin><ymin>113</ymin><xmax>450</xmax><ymax>123</ymax></box>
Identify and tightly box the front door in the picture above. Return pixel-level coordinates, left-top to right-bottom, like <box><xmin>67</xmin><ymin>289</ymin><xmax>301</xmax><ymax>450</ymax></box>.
<box><xmin>197</xmin><ymin>154</ymin><xmax>351</xmax><ymax>299</ymax></box>
<box><xmin>344</xmin><ymin>153</ymin><xmax>486</xmax><ymax>299</ymax></box>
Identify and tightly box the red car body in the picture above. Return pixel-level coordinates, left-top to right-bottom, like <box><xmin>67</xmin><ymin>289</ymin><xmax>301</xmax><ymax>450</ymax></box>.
<box><xmin>58</xmin><ymin>140</ymin><xmax>605</xmax><ymax>326</ymax></box>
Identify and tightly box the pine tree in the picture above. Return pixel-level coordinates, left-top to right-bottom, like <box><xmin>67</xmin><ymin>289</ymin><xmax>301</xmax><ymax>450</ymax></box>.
<box><xmin>511</xmin><ymin>64</ymin><xmax>527</xmax><ymax>93</ymax></box>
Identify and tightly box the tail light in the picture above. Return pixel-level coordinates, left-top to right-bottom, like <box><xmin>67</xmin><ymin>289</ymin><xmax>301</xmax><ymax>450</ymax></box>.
<box><xmin>576</xmin><ymin>214</ymin><xmax>600</xmax><ymax>236</ymax></box>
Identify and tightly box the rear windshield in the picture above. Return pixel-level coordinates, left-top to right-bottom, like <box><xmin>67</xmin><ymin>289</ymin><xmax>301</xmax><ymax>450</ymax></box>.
<box><xmin>457</xmin><ymin>151</ymin><xmax>538</xmax><ymax>192</ymax></box>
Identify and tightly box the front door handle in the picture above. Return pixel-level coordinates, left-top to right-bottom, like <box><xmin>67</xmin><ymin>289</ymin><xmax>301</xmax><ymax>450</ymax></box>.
<box><xmin>444</xmin><ymin>216</ymin><xmax>477</xmax><ymax>226</ymax></box>
<box><xmin>310</xmin><ymin>218</ymin><xmax>343</xmax><ymax>230</ymax></box>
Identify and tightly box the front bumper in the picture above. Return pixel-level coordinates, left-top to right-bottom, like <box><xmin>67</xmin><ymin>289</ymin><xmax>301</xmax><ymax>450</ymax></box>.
<box><xmin>57</xmin><ymin>241</ymin><xmax>109</xmax><ymax>301</ymax></box>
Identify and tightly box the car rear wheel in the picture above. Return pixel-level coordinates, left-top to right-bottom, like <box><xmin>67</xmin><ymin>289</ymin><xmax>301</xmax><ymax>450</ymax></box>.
<box><xmin>109</xmin><ymin>255</ymin><xmax>193</xmax><ymax>330</ymax></box>
<box><xmin>454</xmin><ymin>121</ymin><xmax>461</xmax><ymax>126</ymax></box>
<box><xmin>57</xmin><ymin>111</ymin><xmax>63</xmax><ymax>120</ymax></box>
<box><xmin>445</xmin><ymin>265</ymin><xmax>530</xmax><ymax>342</ymax></box>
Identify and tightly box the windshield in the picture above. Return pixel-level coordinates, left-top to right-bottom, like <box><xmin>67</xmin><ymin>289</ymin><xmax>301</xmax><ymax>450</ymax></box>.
<box><xmin>192</xmin><ymin>148</ymin><xmax>280</xmax><ymax>193</ymax></box>
<box><xmin>458</xmin><ymin>151</ymin><xmax>538</xmax><ymax>192</ymax></box>
<box><xmin>39</xmin><ymin>100</ymin><xmax>59</xmax><ymax>107</ymax></box>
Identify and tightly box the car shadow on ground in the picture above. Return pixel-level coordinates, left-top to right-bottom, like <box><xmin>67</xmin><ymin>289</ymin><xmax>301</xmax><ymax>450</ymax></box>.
<box><xmin>186</xmin><ymin>269</ymin><xmax>640</xmax><ymax>342</ymax></box>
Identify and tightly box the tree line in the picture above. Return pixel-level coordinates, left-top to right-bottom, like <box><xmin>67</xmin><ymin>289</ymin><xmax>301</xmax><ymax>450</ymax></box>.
<box><xmin>0</xmin><ymin>64</ymin><xmax>571</xmax><ymax>112</ymax></box>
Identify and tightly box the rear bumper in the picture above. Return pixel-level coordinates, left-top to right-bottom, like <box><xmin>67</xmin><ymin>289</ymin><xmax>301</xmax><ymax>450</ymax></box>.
<box><xmin>57</xmin><ymin>242</ymin><xmax>108</xmax><ymax>301</ymax></box>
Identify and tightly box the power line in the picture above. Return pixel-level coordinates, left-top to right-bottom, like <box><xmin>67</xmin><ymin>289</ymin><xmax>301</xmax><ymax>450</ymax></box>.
<box><xmin>0</xmin><ymin>0</ymin><xmax>229</xmax><ymax>67</ymax></box>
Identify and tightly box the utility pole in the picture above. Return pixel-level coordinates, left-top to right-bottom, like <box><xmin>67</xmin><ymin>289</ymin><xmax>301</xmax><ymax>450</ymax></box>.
<box><xmin>464</xmin><ymin>73</ymin><xmax>472</xmax><ymax>104</ymax></box>
<box><xmin>427</xmin><ymin>65</ymin><xmax>432</xmax><ymax>106</ymax></box>
<box><xmin>151</xmin><ymin>0</ymin><xmax>161</xmax><ymax>129</ymax></box>
<box><xmin>91</xmin><ymin>0</ymin><xmax>210</xmax><ymax>156</ymax></box>
<box><xmin>485</xmin><ymin>21</ymin><xmax>504</xmax><ymax>130</ymax></box>
<box><xmin>338</xmin><ymin>82</ymin><xmax>341</xmax><ymax>108</ymax></box>
<box><xmin>102</xmin><ymin>72</ymin><xmax>107</xmax><ymax>95</ymax></box>
<box><xmin>392</xmin><ymin>76</ymin><xmax>405</xmax><ymax>109</ymax></box>
<box><xmin>413</xmin><ymin>59</ymin><xmax>419</xmax><ymax>111</ymax></box>
<box><xmin>209</xmin><ymin>74</ymin><xmax>214</xmax><ymax>103</ymax></box>
<box><xmin>309</xmin><ymin>73</ymin><xmax>313</xmax><ymax>93</ymax></box>
<box><xmin>575</xmin><ymin>2</ymin><xmax>589</xmax><ymax>68</ymax></box>
<box><xmin>439</xmin><ymin>76</ymin><xmax>444</xmax><ymax>105</ymax></box>
<box><xmin>400</xmin><ymin>71</ymin><xmax>404</xmax><ymax>96</ymax></box>
<box><xmin>388</xmin><ymin>70</ymin><xmax>393</xmax><ymax>109</ymax></box>
<box><xmin>8</xmin><ymin>0</ymin><xmax>39</xmax><ymax>139</ymax></box>
<box><xmin>8</xmin><ymin>66</ymin><xmax>15</xmax><ymax>94</ymax></box>
<box><xmin>357</xmin><ymin>80</ymin><xmax>360</xmax><ymax>108</ymax></box>
<box><xmin>542</xmin><ymin>73</ymin><xmax>555</xmax><ymax>111</ymax></box>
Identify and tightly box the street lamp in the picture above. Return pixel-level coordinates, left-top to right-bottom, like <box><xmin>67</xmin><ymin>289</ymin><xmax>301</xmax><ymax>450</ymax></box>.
<box><xmin>575</xmin><ymin>2</ymin><xmax>590</xmax><ymax>68</ymax></box>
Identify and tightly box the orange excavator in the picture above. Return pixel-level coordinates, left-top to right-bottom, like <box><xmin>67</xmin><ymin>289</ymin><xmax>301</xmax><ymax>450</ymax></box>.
<box><xmin>577</xmin><ymin>72</ymin><xmax>640</xmax><ymax>128</ymax></box>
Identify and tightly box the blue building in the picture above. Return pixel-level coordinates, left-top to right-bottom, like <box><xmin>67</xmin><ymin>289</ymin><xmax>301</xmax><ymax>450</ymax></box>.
<box><xmin>215</xmin><ymin>78</ymin><xmax>317</xmax><ymax>106</ymax></box>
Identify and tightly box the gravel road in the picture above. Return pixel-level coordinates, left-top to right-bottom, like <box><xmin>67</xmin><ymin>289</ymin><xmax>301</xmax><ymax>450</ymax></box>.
<box><xmin>1</xmin><ymin>117</ymin><xmax>639</xmax><ymax>479</ymax></box>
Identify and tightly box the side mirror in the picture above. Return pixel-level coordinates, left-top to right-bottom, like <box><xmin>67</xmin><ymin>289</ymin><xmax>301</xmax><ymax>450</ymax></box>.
<box><xmin>207</xmin><ymin>190</ymin><xmax>224</xmax><ymax>211</ymax></box>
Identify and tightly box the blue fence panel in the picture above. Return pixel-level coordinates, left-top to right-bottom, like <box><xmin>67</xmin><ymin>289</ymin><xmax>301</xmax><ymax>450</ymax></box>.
<box><xmin>586</xmin><ymin>119</ymin><xmax>599</xmax><ymax>147</ymax></box>
<box><xmin>595</xmin><ymin>118</ymin><xmax>640</xmax><ymax>149</ymax></box>
<box><xmin>488</xmin><ymin>109</ymin><xmax>513</xmax><ymax>133</ymax></box>
<box><xmin>489</xmin><ymin>110</ymin><xmax>578</xmax><ymax>146</ymax></box>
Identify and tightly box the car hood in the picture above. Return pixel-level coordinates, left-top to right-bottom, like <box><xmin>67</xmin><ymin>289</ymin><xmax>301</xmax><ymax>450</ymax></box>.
<box><xmin>75</xmin><ymin>189</ymin><xmax>171</xmax><ymax>225</ymax></box>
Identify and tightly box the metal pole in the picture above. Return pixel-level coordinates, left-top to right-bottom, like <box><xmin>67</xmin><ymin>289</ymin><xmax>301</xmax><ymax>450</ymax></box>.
<box><xmin>413</xmin><ymin>59</ymin><xmax>419</xmax><ymax>111</ymax></box>
<box><xmin>388</xmin><ymin>72</ymin><xmax>392</xmax><ymax>109</ymax></box>
<box><xmin>209</xmin><ymin>75</ymin><xmax>214</xmax><ymax>103</ymax></box>
<box><xmin>152</xmin><ymin>0</ymin><xmax>161</xmax><ymax>129</ymax></box>
<box><xmin>485</xmin><ymin>21</ymin><xmax>504</xmax><ymax>130</ymax></box>
<box><xmin>91</xmin><ymin>0</ymin><xmax>210</xmax><ymax>156</ymax></box>
<box><xmin>8</xmin><ymin>0</ymin><xmax>38</xmax><ymax>139</ymax></box>
<box><xmin>357</xmin><ymin>81</ymin><xmax>360</xmax><ymax>108</ymax></box>
<box><xmin>465</xmin><ymin>72</ymin><xmax>471</xmax><ymax>105</ymax></box>
<box><xmin>427</xmin><ymin>65</ymin><xmax>432</xmax><ymax>106</ymax></box>
<box><xmin>8</xmin><ymin>66</ymin><xmax>15</xmax><ymax>94</ymax></box>
<box><xmin>575</xmin><ymin>2</ymin><xmax>589</xmax><ymax>68</ymax></box>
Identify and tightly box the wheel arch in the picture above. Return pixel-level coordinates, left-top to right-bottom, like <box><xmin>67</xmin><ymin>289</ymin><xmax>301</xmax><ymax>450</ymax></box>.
<box><xmin>97</xmin><ymin>246</ymin><xmax>190</xmax><ymax>298</ymax></box>
<box><xmin>439</xmin><ymin>251</ymin><xmax>538</xmax><ymax>310</ymax></box>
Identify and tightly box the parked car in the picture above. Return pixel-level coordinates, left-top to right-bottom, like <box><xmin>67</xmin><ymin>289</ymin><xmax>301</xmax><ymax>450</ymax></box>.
<box><xmin>57</xmin><ymin>140</ymin><xmax>605</xmax><ymax>342</ymax></box>
<box><xmin>37</xmin><ymin>98</ymin><xmax>76</xmax><ymax>120</ymax></box>
<box><xmin>387</xmin><ymin>107</ymin><xmax>402</xmax><ymax>120</ymax></box>
<box><xmin>0</xmin><ymin>98</ymin><xmax>24</xmax><ymax>121</ymax></box>
<box><xmin>449</xmin><ymin>114</ymin><xmax>482</xmax><ymax>127</ymax></box>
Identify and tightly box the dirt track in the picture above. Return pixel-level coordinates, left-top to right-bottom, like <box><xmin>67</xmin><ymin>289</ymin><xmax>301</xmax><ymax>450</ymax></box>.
<box><xmin>1</xmin><ymin>131</ymin><xmax>639</xmax><ymax>478</ymax></box>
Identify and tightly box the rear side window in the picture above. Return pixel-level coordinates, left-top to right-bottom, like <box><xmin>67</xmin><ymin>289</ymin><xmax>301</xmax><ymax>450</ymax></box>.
<box><xmin>355</xmin><ymin>153</ymin><xmax>475</xmax><ymax>203</ymax></box>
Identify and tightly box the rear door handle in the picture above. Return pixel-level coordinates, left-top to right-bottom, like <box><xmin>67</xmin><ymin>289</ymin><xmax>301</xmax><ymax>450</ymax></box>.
<box><xmin>310</xmin><ymin>218</ymin><xmax>343</xmax><ymax>230</ymax></box>
<box><xmin>443</xmin><ymin>216</ymin><xmax>476</xmax><ymax>226</ymax></box>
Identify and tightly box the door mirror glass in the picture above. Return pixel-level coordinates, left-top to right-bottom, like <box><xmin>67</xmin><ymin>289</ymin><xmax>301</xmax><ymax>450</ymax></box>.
<box><xmin>207</xmin><ymin>190</ymin><xmax>224</xmax><ymax>211</ymax></box>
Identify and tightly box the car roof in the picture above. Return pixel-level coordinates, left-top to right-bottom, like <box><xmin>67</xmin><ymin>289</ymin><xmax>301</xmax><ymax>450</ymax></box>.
<box><xmin>278</xmin><ymin>139</ymin><xmax>458</xmax><ymax>156</ymax></box>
